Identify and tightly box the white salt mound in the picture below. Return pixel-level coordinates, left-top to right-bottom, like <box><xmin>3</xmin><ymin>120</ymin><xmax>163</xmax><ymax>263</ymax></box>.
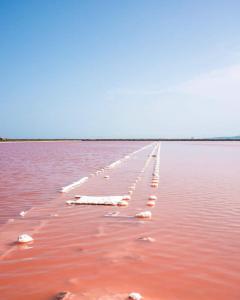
<box><xmin>17</xmin><ymin>234</ymin><xmax>33</xmax><ymax>243</ymax></box>
<box><xmin>66</xmin><ymin>196</ymin><xmax>127</xmax><ymax>206</ymax></box>
<box><xmin>54</xmin><ymin>291</ymin><xmax>73</xmax><ymax>300</ymax></box>
<box><xmin>135</xmin><ymin>211</ymin><xmax>152</xmax><ymax>219</ymax></box>
<box><xmin>128</xmin><ymin>292</ymin><xmax>143</xmax><ymax>300</ymax></box>
<box><xmin>19</xmin><ymin>211</ymin><xmax>26</xmax><ymax>217</ymax></box>
<box><xmin>138</xmin><ymin>237</ymin><xmax>155</xmax><ymax>242</ymax></box>
<box><xmin>148</xmin><ymin>195</ymin><xmax>157</xmax><ymax>200</ymax></box>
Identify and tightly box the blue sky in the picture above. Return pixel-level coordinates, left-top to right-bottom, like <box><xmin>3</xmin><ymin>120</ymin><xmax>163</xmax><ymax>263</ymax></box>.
<box><xmin>1</xmin><ymin>0</ymin><xmax>240</xmax><ymax>138</ymax></box>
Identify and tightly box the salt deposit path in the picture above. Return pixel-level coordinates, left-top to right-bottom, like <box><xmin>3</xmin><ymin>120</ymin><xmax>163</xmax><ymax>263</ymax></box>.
<box><xmin>0</xmin><ymin>142</ymin><xmax>162</xmax><ymax>300</ymax></box>
<box><xmin>1</xmin><ymin>141</ymin><xmax>240</xmax><ymax>300</ymax></box>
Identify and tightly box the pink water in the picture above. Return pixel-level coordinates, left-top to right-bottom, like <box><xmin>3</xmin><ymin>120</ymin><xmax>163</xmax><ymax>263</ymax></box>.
<box><xmin>0</xmin><ymin>141</ymin><xmax>146</xmax><ymax>225</ymax></box>
<box><xmin>0</xmin><ymin>141</ymin><xmax>240</xmax><ymax>300</ymax></box>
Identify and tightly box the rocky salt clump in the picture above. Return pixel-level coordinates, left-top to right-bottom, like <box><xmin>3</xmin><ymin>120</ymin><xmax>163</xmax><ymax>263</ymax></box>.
<box><xmin>128</xmin><ymin>292</ymin><xmax>143</xmax><ymax>300</ymax></box>
<box><xmin>17</xmin><ymin>234</ymin><xmax>33</xmax><ymax>244</ymax></box>
<box><xmin>54</xmin><ymin>291</ymin><xmax>74</xmax><ymax>300</ymax></box>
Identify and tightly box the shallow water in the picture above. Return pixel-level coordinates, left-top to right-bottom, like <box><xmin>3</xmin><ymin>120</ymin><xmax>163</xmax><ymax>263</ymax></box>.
<box><xmin>0</xmin><ymin>141</ymin><xmax>146</xmax><ymax>225</ymax></box>
<box><xmin>0</xmin><ymin>141</ymin><xmax>240</xmax><ymax>300</ymax></box>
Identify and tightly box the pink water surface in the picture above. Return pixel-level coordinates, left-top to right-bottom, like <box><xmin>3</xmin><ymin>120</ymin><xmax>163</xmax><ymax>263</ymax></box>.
<box><xmin>0</xmin><ymin>141</ymin><xmax>240</xmax><ymax>300</ymax></box>
<box><xmin>0</xmin><ymin>141</ymin><xmax>147</xmax><ymax>225</ymax></box>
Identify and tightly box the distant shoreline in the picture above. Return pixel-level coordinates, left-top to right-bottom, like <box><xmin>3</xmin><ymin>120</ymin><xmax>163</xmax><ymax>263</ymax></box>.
<box><xmin>1</xmin><ymin>138</ymin><xmax>240</xmax><ymax>142</ymax></box>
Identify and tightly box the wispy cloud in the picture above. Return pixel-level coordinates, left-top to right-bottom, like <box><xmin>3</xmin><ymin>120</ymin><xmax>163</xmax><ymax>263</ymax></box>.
<box><xmin>175</xmin><ymin>64</ymin><xmax>240</xmax><ymax>102</ymax></box>
<box><xmin>107</xmin><ymin>64</ymin><xmax>240</xmax><ymax>103</ymax></box>
<box><xmin>106</xmin><ymin>87</ymin><xmax>167</xmax><ymax>99</ymax></box>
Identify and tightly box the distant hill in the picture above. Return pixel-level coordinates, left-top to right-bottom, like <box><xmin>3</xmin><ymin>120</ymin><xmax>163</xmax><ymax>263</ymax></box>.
<box><xmin>214</xmin><ymin>135</ymin><xmax>240</xmax><ymax>140</ymax></box>
<box><xmin>1</xmin><ymin>136</ymin><xmax>240</xmax><ymax>141</ymax></box>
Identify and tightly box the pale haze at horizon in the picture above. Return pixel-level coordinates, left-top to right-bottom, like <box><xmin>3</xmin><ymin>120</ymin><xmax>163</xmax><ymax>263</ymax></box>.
<box><xmin>1</xmin><ymin>0</ymin><xmax>240</xmax><ymax>139</ymax></box>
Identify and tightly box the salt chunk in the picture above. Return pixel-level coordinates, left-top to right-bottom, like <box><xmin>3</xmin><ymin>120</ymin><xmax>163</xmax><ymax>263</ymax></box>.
<box><xmin>66</xmin><ymin>200</ymin><xmax>73</xmax><ymax>205</ymax></box>
<box><xmin>19</xmin><ymin>211</ymin><xmax>26</xmax><ymax>217</ymax></box>
<box><xmin>54</xmin><ymin>291</ymin><xmax>73</xmax><ymax>300</ymax></box>
<box><xmin>118</xmin><ymin>200</ymin><xmax>128</xmax><ymax>207</ymax></box>
<box><xmin>135</xmin><ymin>211</ymin><xmax>152</xmax><ymax>219</ymax></box>
<box><xmin>128</xmin><ymin>292</ymin><xmax>143</xmax><ymax>300</ymax></box>
<box><xmin>147</xmin><ymin>200</ymin><xmax>155</xmax><ymax>207</ymax></box>
<box><xmin>148</xmin><ymin>195</ymin><xmax>157</xmax><ymax>201</ymax></box>
<box><xmin>17</xmin><ymin>234</ymin><xmax>33</xmax><ymax>243</ymax></box>
<box><xmin>138</xmin><ymin>237</ymin><xmax>155</xmax><ymax>242</ymax></box>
